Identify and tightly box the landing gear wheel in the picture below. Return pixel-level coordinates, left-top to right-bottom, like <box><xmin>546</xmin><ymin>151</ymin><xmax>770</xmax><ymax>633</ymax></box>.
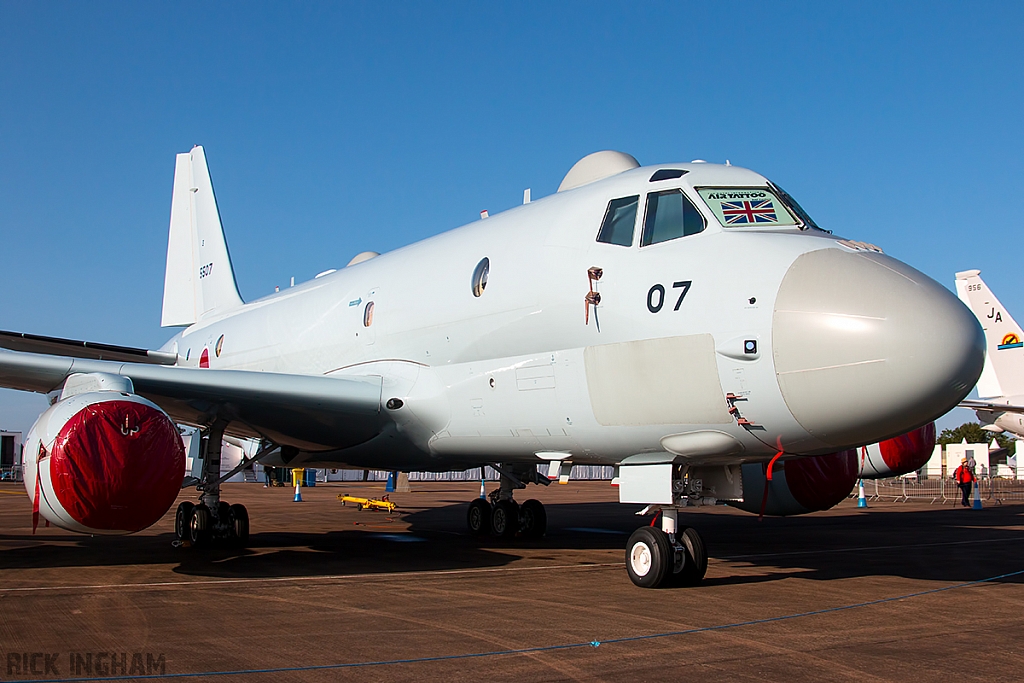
<box><xmin>174</xmin><ymin>502</ymin><xmax>195</xmax><ymax>541</ymax></box>
<box><xmin>625</xmin><ymin>526</ymin><xmax>672</xmax><ymax>588</ymax></box>
<box><xmin>467</xmin><ymin>499</ymin><xmax>491</xmax><ymax>536</ymax></box>
<box><xmin>491</xmin><ymin>500</ymin><xmax>519</xmax><ymax>538</ymax></box>
<box><xmin>519</xmin><ymin>499</ymin><xmax>546</xmax><ymax>538</ymax></box>
<box><xmin>672</xmin><ymin>526</ymin><xmax>707</xmax><ymax>586</ymax></box>
<box><xmin>188</xmin><ymin>504</ymin><xmax>211</xmax><ymax>547</ymax></box>
<box><xmin>230</xmin><ymin>504</ymin><xmax>249</xmax><ymax>547</ymax></box>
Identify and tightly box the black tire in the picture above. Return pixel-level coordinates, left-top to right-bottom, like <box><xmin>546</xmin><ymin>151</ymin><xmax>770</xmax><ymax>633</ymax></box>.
<box><xmin>188</xmin><ymin>504</ymin><xmax>211</xmax><ymax>547</ymax></box>
<box><xmin>467</xmin><ymin>499</ymin><xmax>491</xmax><ymax>536</ymax></box>
<box><xmin>174</xmin><ymin>502</ymin><xmax>195</xmax><ymax>541</ymax></box>
<box><xmin>673</xmin><ymin>526</ymin><xmax>708</xmax><ymax>587</ymax></box>
<box><xmin>230</xmin><ymin>504</ymin><xmax>249</xmax><ymax>547</ymax></box>
<box><xmin>491</xmin><ymin>499</ymin><xmax>519</xmax><ymax>538</ymax></box>
<box><xmin>519</xmin><ymin>499</ymin><xmax>547</xmax><ymax>538</ymax></box>
<box><xmin>625</xmin><ymin>526</ymin><xmax>672</xmax><ymax>588</ymax></box>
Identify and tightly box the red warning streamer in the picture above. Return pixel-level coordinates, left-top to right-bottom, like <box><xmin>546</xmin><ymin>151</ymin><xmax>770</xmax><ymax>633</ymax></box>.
<box><xmin>758</xmin><ymin>450</ymin><xmax>784</xmax><ymax>522</ymax></box>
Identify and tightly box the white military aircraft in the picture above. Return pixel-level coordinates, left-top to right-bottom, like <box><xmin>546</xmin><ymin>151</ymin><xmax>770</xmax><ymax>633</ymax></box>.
<box><xmin>955</xmin><ymin>269</ymin><xmax>1024</xmax><ymax>437</ymax></box>
<box><xmin>0</xmin><ymin>148</ymin><xmax>984</xmax><ymax>588</ymax></box>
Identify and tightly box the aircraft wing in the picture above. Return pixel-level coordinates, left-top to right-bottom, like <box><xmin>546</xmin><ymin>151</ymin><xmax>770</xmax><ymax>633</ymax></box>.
<box><xmin>0</xmin><ymin>329</ymin><xmax>179</xmax><ymax>365</ymax></box>
<box><xmin>958</xmin><ymin>399</ymin><xmax>1024</xmax><ymax>413</ymax></box>
<box><xmin>0</xmin><ymin>348</ymin><xmax>385</xmax><ymax>451</ymax></box>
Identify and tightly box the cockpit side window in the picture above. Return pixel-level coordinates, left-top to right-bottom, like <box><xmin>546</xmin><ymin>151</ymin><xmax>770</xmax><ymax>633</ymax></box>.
<box><xmin>596</xmin><ymin>195</ymin><xmax>639</xmax><ymax>247</ymax></box>
<box><xmin>770</xmin><ymin>182</ymin><xmax>821</xmax><ymax>230</ymax></box>
<box><xmin>640</xmin><ymin>189</ymin><xmax>705</xmax><ymax>246</ymax></box>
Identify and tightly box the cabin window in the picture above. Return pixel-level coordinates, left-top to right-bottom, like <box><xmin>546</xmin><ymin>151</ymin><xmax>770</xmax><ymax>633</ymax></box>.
<box><xmin>363</xmin><ymin>301</ymin><xmax>374</xmax><ymax>327</ymax></box>
<box><xmin>596</xmin><ymin>195</ymin><xmax>639</xmax><ymax>247</ymax></box>
<box><xmin>696</xmin><ymin>187</ymin><xmax>799</xmax><ymax>228</ymax></box>
<box><xmin>640</xmin><ymin>190</ymin><xmax>705</xmax><ymax>246</ymax></box>
<box><xmin>472</xmin><ymin>257</ymin><xmax>489</xmax><ymax>297</ymax></box>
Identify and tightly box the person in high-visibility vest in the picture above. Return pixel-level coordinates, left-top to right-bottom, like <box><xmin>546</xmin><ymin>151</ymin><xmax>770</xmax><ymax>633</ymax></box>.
<box><xmin>952</xmin><ymin>457</ymin><xmax>975</xmax><ymax>507</ymax></box>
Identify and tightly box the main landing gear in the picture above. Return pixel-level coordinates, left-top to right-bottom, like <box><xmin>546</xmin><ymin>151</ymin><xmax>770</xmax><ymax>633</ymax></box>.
<box><xmin>174</xmin><ymin>419</ymin><xmax>251</xmax><ymax>548</ymax></box>
<box><xmin>625</xmin><ymin>509</ymin><xmax>707</xmax><ymax>588</ymax></box>
<box><xmin>466</xmin><ymin>464</ymin><xmax>548</xmax><ymax>539</ymax></box>
<box><xmin>174</xmin><ymin>500</ymin><xmax>249</xmax><ymax>548</ymax></box>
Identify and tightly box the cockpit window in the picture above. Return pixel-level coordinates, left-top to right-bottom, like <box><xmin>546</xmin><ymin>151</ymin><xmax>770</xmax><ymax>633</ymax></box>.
<box><xmin>769</xmin><ymin>182</ymin><xmax>820</xmax><ymax>230</ymax></box>
<box><xmin>697</xmin><ymin>187</ymin><xmax>799</xmax><ymax>228</ymax></box>
<box><xmin>640</xmin><ymin>189</ymin><xmax>705</xmax><ymax>246</ymax></box>
<box><xmin>596</xmin><ymin>195</ymin><xmax>639</xmax><ymax>247</ymax></box>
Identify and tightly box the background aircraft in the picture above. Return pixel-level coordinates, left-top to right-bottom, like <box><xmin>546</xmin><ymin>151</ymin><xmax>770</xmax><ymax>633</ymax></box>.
<box><xmin>0</xmin><ymin>148</ymin><xmax>984</xmax><ymax>588</ymax></box>
<box><xmin>955</xmin><ymin>270</ymin><xmax>1024</xmax><ymax>437</ymax></box>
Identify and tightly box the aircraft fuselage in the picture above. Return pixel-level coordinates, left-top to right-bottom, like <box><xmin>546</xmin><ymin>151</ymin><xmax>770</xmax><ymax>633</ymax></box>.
<box><xmin>162</xmin><ymin>162</ymin><xmax>982</xmax><ymax>471</ymax></box>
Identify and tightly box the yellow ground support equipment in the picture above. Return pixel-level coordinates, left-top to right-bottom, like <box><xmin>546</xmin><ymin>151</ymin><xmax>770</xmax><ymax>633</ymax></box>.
<box><xmin>338</xmin><ymin>494</ymin><xmax>397</xmax><ymax>512</ymax></box>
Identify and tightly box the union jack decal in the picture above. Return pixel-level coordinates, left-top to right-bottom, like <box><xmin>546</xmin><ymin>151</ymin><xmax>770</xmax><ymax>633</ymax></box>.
<box><xmin>720</xmin><ymin>199</ymin><xmax>777</xmax><ymax>224</ymax></box>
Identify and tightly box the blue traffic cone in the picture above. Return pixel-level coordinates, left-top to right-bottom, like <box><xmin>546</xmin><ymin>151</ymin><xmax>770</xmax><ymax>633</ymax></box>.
<box><xmin>293</xmin><ymin>481</ymin><xmax>302</xmax><ymax>502</ymax></box>
<box><xmin>385</xmin><ymin>471</ymin><xmax>396</xmax><ymax>492</ymax></box>
<box><xmin>479</xmin><ymin>477</ymin><xmax>486</xmax><ymax>499</ymax></box>
<box><xmin>972</xmin><ymin>481</ymin><xmax>982</xmax><ymax>509</ymax></box>
<box><xmin>857</xmin><ymin>479</ymin><xmax>868</xmax><ymax>508</ymax></box>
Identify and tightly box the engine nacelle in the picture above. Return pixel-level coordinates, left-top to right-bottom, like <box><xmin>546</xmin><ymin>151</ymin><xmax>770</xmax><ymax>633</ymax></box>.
<box><xmin>730</xmin><ymin>450</ymin><xmax>859</xmax><ymax>517</ymax></box>
<box><xmin>857</xmin><ymin>423</ymin><xmax>935</xmax><ymax>478</ymax></box>
<box><xmin>23</xmin><ymin>389</ymin><xmax>185</xmax><ymax>534</ymax></box>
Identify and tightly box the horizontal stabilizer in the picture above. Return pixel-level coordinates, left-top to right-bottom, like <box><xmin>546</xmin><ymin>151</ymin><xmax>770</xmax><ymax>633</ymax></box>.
<box><xmin>959</xmin><ymin>399</ymin><xmax>1024</xmax><ymax>413</ymax></box>
<box><xmin>0</xmin><ymin>330</ymin><xmax>177</xmax><ymax>365</ymax></box>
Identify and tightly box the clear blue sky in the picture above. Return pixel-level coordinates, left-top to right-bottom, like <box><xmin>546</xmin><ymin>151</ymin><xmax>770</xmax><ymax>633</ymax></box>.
<box><xmin>1</xmin><ymin>2</ymin><xmax>1022</xmax><ymax>436</ymax></box>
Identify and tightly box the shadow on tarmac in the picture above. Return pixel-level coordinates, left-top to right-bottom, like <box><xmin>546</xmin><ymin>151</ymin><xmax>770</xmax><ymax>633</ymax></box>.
<box><xmin>2</xmin><ymin>498</ymin><xmax>1023</xmax><ymax>587</ymax></box>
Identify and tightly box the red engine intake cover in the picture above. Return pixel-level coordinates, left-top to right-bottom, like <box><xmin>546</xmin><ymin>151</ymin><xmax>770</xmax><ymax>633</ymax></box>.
<box><xmin>49</xmin><ymin>400</ymin><xmax>185</xmax><ymax>532</ymax></box>
<box><xmin>878</xmin><ymin>423</ymin><xmax>936</xmax><ymax>475</ymax></box>
<box><xmin>784</xmin><ymin>449</ymin><xmax>859</xmax><ymax>512</ymax></box>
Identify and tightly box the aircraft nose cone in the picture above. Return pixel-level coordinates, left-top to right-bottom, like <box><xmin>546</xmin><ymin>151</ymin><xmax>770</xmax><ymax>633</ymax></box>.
<box><xmin>773</xmin><ymin>248</ymin><xmax>984</xmax><ymax>448</ymax></box>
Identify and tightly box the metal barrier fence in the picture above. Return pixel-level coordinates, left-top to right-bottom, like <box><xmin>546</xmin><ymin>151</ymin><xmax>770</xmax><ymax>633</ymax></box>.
<box><xmin>861</xmin><ymin>477</ymin><xmax>1024</xmax><ymax>505</ymax></box>
<box><xmin>320</xmin><ymin>465</ymin><xmax>616</xmax><ymax>483</ymax></box>
<box><xmin>0</xmin><ymin>466</ymin><xmax>22</xmax><ymax>482</ymax></box>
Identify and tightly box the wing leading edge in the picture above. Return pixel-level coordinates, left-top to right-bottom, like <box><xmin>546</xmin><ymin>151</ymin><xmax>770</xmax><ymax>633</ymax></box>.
<box><xmin>0</xmin><ymin>330</ymin><xmax>178</xmax><ymax>365</ymax></box>
<box><xmin>0</xmin><ymin>348</ymin><xmax>385</xmax><ymax>451</ymax></box>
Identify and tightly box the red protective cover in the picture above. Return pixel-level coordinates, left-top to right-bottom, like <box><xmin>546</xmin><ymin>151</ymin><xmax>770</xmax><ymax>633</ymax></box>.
<box><xmin>879</xmin><ymin>423</ymin><xmax>936</xmax><ymax>476</ymax></box>
<box><xmin>49</xmin><ymin>400</ymin><xmax>185</xmax><ymax>532</ymax></box>
<box><xmin>784</xmin><ymin>449</ymin><xmax>859</xmax><ymax>512</ymax></box>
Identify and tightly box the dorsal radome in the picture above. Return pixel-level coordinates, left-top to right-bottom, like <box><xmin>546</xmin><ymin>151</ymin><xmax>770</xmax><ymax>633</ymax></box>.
<box><xmin>557</xmin><ymin>150</ymin><xmax>640</xmax><ymax>192</ymax></box>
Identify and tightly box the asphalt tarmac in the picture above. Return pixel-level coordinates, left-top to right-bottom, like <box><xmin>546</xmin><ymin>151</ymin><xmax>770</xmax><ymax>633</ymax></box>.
<box><xmin>1</xmin><ymin>480</ymin><xmax>1022</xmax><ymax>682</ymax></box>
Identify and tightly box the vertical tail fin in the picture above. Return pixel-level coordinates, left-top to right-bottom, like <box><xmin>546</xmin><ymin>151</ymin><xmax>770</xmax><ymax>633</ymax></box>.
<box><xmin>161</xmin><ymin>146</ymin><xmax>244</xmax><ymax>327</ymax></box>
<box><xmin>955</xmin><ymin>270</ymin><xmax>1024</xmax><ymax>398</ymax></box>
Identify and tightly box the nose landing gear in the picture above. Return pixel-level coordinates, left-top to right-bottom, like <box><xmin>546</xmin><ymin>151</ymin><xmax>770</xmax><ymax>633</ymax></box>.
<box><xmin>625</xmin><ymin>509</ymin><xmax>707</xmax><ymax>588</ymax></box>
